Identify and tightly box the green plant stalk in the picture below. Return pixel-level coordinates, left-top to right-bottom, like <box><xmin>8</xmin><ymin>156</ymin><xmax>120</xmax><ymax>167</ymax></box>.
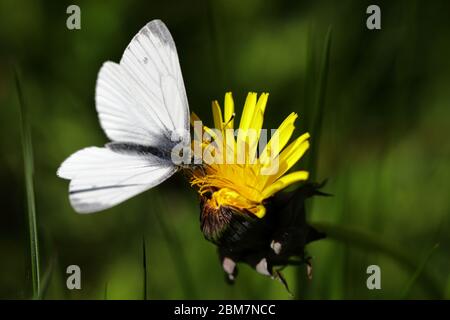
<box><xmin>313</xmin><ymin>222</ymin><xmax>443</xmax><ymax>298</ymax></box>
<box><xmin>302</xmin><ymin>24</ymin><xmax>316</xmax><ymax>129</ymax></box>
<box><xmin>15</xmin><ymin>69</ymin><xmax>41</xmax><ymax>298</ymax></box>
<box><xmin>142</xmin><ymin>236</ymin><xmax>148</xmax><ymax>300</ymax></box>
<box><xmin>400</xmin><ymin>243</ymin><xmax>439</xmax><ymax>298</ymax></box>
<box><xmin>307</xmin><ymin>26</ymin><xmax>332</xmax><ymax>183</ymax></box>
<box><xmin>296</xmin><ymin>26</ymin><xmax>332</xmax><ymax>298</ymax></box>
<box><xmin>205</xmin><ymin>0</ymin><xmax>225</xmax><ymax>91</ymax></box>
<box><xmin>37</xmin><ymin>257</ymin><xmax>55</xmax><ymax>300</ymax></box>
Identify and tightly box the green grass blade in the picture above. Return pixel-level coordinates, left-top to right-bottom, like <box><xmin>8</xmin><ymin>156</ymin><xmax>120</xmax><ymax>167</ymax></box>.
<box><xmin>204</xmin><ymin>0</ymin><xmax>225</xmax><ymax>90</ymax></box>
<box><xmin>104</xmin><ymin>282</ymin><xmax>108</xmax><ymax>300</ymax></box>
<box><xmin>302</xmin><ymin>24</ymin><xmax>316</xmax><ymax>128</ymax></box>
<box><xmin>296</xmin><ymin>26</ymin><xmax>332</xmax><ymax>299</ymax></box>
<box><xmin>446</xmin><ymin>275</ymin><xmax>450</xmax><ymax>299</ymax></box>
<box><xmin>142</xmin><ymin>236</ymin><xmax>148</xmax><ymax>300</ymax></box>
<box><xmin>400</xmin><ymin>243</ymin><xmax>439</xmax><ymax>298</ymax></box>
<box><xmin>153</xmin><ymin>195</ymin><xmax>197</xmax><ymax>299</ymax></box>
<box><xmin>307</xmin><ymin>26</ymin><xmax>332</xmax><ymax>182</ymax></box>
<box><xmin>36</xmin><ymin>257</ymin><xmax>55</xmax><ymax>300</ymax></box>
<box><xmin>15</xmin><ymin>68</ymin><xmax>41</xmax><ymax>298</ymax></box>
<box><xmin>312</xmin><ymin>222</ymin><xmax>443</xmax><ymax>298</ymax></box>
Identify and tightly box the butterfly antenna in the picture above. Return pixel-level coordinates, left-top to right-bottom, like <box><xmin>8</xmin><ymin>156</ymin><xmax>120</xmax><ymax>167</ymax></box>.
<box><xmin>222</xmin><ymin>113</ymin><xmax>235</xmax><ymax>130</ymax></box>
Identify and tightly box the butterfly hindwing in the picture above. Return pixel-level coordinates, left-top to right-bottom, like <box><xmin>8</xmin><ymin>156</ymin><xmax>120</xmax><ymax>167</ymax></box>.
<box><xmin>57</xmin><ymin>147</ymin><xmax>176</xmax><ymax>213</ymax></box>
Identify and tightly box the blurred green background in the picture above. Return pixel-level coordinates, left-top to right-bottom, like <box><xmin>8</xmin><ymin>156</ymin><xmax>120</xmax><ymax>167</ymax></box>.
<box><xmin>1</xmin><ymin>0</ymin><xmax>449</xmax><ymax>299</ymax></box>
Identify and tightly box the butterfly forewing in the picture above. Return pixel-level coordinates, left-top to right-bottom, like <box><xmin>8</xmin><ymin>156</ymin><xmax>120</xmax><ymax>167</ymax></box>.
<box><xmin>58</xmin><ymin>20</ymin><xmax>189</xmax><ymax>213</ymax></box>
<box><xmin>96</xmin><ymin>19</ymin><xmax>190</xmax><ymax>146</ymax></box>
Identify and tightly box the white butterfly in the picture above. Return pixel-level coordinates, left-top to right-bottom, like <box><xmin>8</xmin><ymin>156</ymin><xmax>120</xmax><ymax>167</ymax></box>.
<box><xmin>57</xmin><ymin>20</ymin><xmax>190</xmax><ymax>213</ymax></box>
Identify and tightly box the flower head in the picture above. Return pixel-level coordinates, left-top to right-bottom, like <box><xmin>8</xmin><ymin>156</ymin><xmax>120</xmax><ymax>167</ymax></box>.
<box><xmin>189</xmin><ymin>92</ymin><xmax>310</xmax><ymax>241</ymax></box>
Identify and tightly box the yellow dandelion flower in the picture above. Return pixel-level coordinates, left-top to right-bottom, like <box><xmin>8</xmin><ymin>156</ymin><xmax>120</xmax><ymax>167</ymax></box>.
<box><xmin>189</xmin><ymin>92</ymin><xmax>310</xmax><ymax>221</ymax></box>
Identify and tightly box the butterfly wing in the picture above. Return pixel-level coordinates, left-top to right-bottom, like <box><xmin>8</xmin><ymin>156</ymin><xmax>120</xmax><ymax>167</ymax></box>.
<box><xmin>57</xmin><ymin>146</ymin><xmax>176</xmax><ymax>213</ymax></box>
<box><xmin>58</xmin><ymin>20</ymin><xmax>189</xmax><ymax>213</ymax></box>
<box><xmin>96</xmin><ymin>19</ymin><xmax>190</xmax><ymax>148</ymax></box>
